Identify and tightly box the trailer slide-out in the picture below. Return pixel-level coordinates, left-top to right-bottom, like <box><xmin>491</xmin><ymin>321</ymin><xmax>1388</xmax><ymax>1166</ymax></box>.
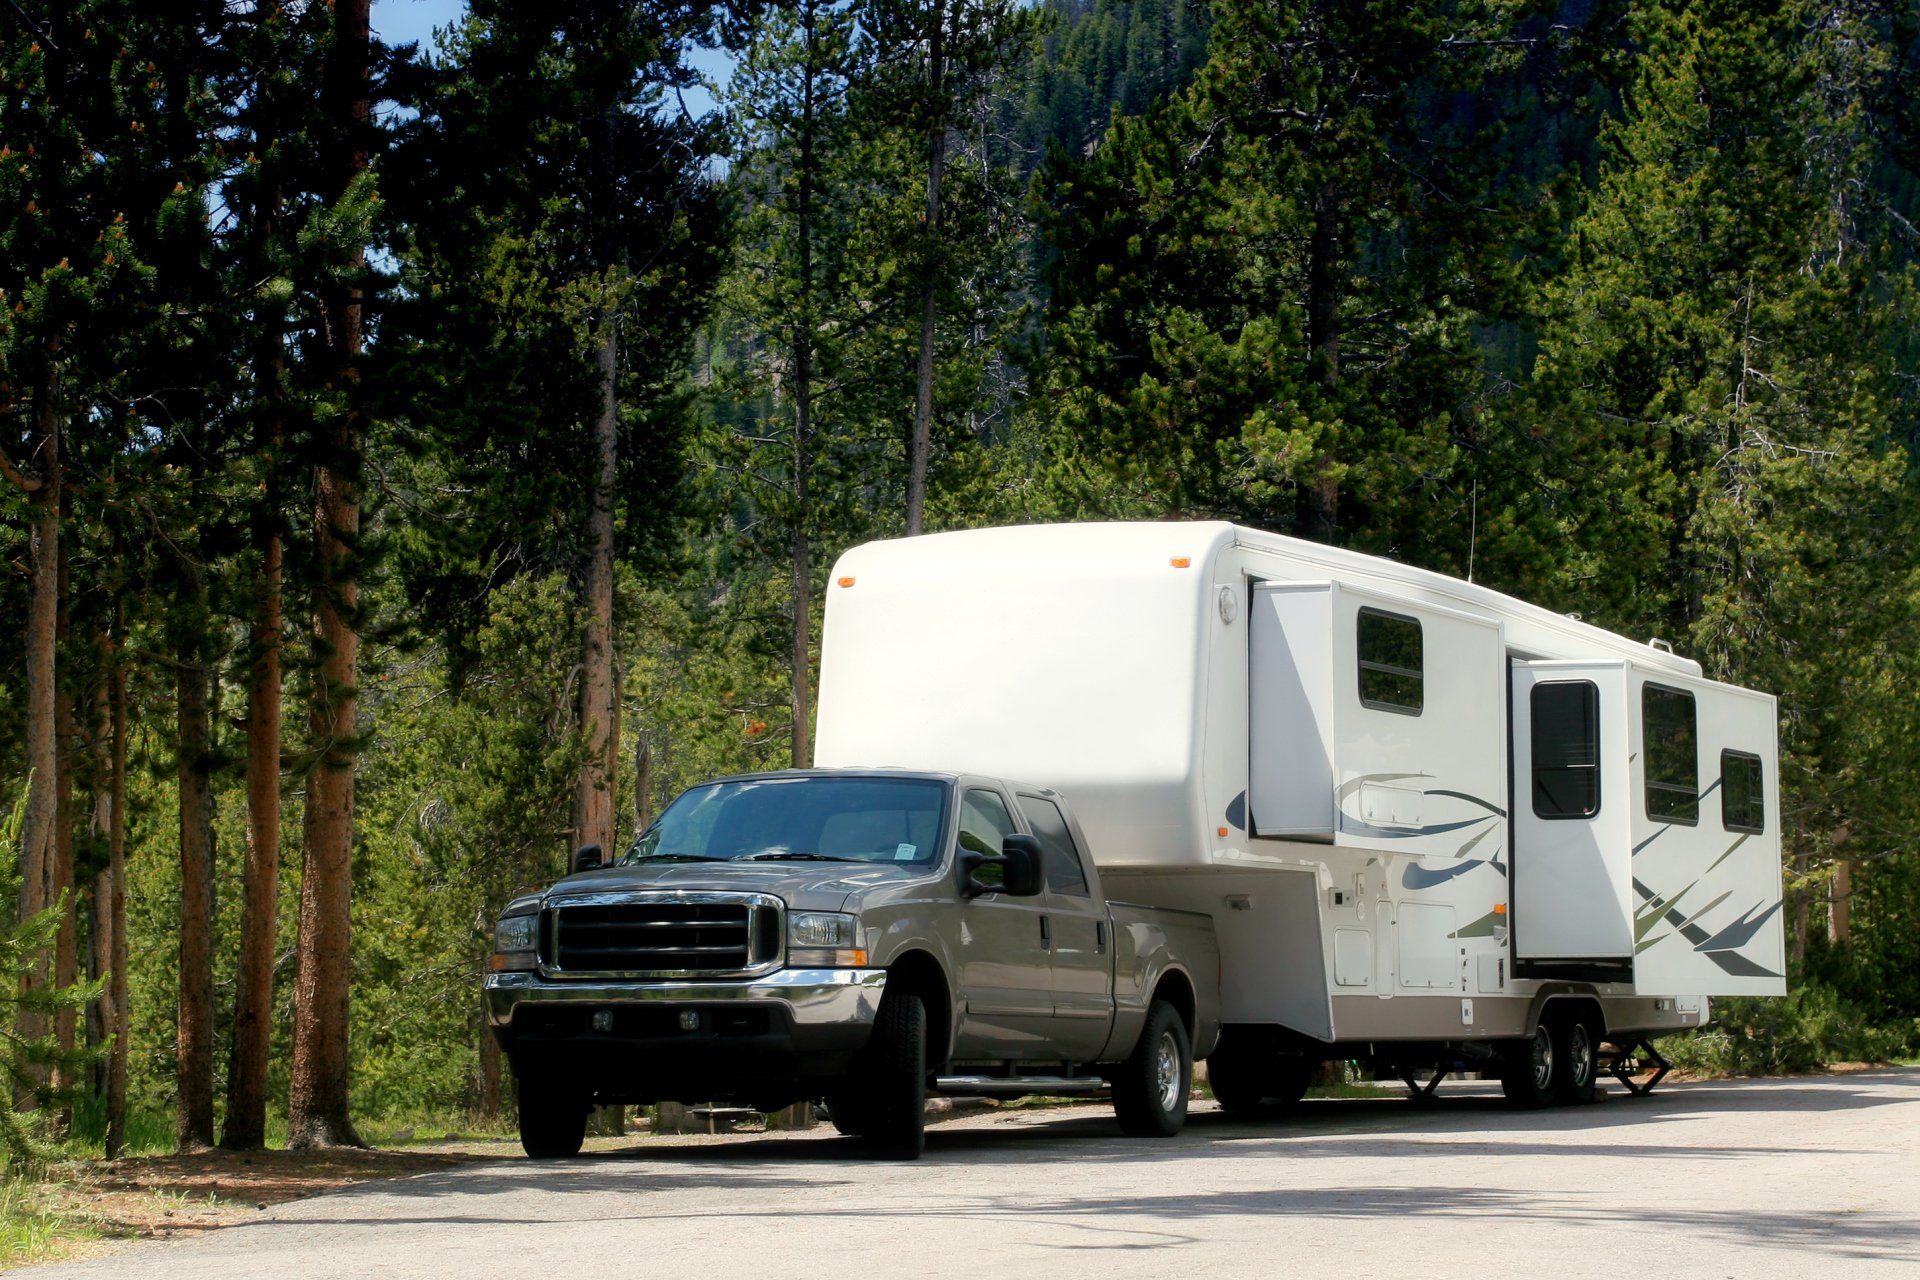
<box><xmin>814</xmin><ymin>521</ymin><xmax>1785</xmax><ymax>1105</ymax></box>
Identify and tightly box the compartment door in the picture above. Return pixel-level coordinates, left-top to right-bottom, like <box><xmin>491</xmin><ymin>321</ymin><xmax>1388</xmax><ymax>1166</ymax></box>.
<box><xmin>1510</xmin><ymin>661</ymin><xmax>1633</xmax><ymax>964</ymax></box>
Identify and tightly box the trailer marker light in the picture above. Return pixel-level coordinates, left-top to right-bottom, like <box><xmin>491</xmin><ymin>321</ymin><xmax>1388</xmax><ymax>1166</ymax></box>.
<box><xmin>1217</xmin><ymin>826</ymin><xmax>1229</xmax><ymax>837</ymax></box>
<box><xmin>1493</xmin><ymin>902</ymin><xmax>1507</xmax><ymax>915</ymax></box>
<box><xmin>837</xmin><ymin>576</ymin><xmax>855</xmax><ymax>587</ymax></box>
<box><xmin>1169</xmin><ymin>556</ymin><xmax>1191</xmax><ymax>568</ymax></box>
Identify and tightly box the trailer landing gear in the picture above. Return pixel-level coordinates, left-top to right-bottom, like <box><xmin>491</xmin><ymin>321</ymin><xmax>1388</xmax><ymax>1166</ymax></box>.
<box><xmin>1599</xmin><ymin>1036</ymin><xmax>1673</xmax><ymax>1096</ymax></box>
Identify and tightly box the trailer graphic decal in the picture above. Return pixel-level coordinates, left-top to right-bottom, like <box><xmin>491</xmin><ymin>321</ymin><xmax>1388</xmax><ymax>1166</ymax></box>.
<box><xmin>1631</xmin><ymin>876</ymin><xmax>1782</xmax><ymax>979</ymax></box>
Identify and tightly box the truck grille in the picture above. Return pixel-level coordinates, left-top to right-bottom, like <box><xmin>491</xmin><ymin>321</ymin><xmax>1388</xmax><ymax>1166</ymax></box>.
<box><xmin>543</xmin><ymin>894</ymin><xmax>781</xmax><ymax>977</ymax></box>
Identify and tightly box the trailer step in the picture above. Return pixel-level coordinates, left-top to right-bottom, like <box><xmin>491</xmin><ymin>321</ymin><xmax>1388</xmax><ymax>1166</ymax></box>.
<box><xmin>933</xmin><ymin>1075</ymin><xmax>1107</xmax><ymax>1096</ymax></box>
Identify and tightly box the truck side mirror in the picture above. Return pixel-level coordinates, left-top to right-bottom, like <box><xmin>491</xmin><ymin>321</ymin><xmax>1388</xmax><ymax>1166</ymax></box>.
<box><xmin>999</xmin><ymin>834</ymin><xmax>1045</xmax><ymax>896</ymax></box>
<box><xmin>573</xmin><ymin>843</ymin><xmax>604</xmax><ymax>873</ymax></box>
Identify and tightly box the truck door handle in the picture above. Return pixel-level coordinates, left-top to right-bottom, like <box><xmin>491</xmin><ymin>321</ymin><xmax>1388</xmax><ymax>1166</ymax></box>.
<box><xmin>1039</xmin><ymin>914</ymin><xmax>1051</xmax><ymax>949</ymax></box>
<box><xmin>1095</xmin><ymin>921</ymin><xmax>1106</xmax><ymax>953</ymax></box>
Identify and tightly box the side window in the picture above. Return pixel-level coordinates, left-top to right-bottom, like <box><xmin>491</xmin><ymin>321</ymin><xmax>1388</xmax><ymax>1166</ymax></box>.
<box><xmin>1357</xmin><ymin>607</ymin><xmax>1423</xmax><ymax>714</ymax></box>
<box><xmin>958</xmin><ymin>788</ymin><xmax>1018</xmax><ymax>889</ymax></box>
<box><xmin>1721</xmin><ymin>750</ymin><xmax>1765</xmax><ymax>834</ymax></box>
<box><xmin>1020</xmin><ymin>796</ymin><xmax>1090</xmax><ymax>897</ymax></box>
<box><xmin>1643</xmin><ymin>684</ymin><xmax>1699</xmax><ymax>824</ymax></box>
<box><xmin>1531</xmin><ymin>680</ymin><xmax>1600</xmax><ymax>819</ymax></box>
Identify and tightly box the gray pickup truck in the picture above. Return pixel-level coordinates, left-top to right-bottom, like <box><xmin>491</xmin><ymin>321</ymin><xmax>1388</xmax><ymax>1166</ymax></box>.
<box><xmin>484</xmin><ymin>768</ymin><xmax>1220</xmax><ymax>1159</ymax></box>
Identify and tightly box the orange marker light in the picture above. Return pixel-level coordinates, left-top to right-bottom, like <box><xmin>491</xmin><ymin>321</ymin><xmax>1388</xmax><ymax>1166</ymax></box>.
<box><xmin>1493</xmin><ymin>902</ymin><xmax>1507</xmax><ymax>916</ymax></box>
<box><xmin>837</xmin><ymin>576</ymin><xmax>855</xmax><ymax>588</ymax></box>
<box><xmin>1170</xmin><ymin>556</ymin><xmax>1191</xmax><ymax>569</ymax></box>
<box><xmin>1217</xmin><ymin>826</ymin><xmax>1229</xmax><ymax>838</ymax></box>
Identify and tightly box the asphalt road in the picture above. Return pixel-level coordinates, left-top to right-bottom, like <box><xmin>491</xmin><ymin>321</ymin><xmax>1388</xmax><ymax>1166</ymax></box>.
<box><xmin>25</xmin><ymin>1068</ymin><xmax>1920</xmax><ymax>1279</ymax></box>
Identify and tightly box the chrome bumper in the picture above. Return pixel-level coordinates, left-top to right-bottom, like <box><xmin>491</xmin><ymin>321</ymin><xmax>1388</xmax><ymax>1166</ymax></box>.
<box><xmin>484</xmin><ymin>966</ymin><xmax>887</xmax><ymax>1032</ymax></box>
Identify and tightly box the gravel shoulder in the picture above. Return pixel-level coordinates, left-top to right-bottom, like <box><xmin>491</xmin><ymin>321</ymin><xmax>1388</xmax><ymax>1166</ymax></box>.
<box><xmin>14</xmin><ymin>1068</ymin><xmax>1919</xmax><ymax>1279</ymax></box>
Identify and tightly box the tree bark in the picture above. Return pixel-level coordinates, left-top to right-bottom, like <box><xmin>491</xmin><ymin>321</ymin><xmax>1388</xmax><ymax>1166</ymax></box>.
<box><xmin>905</xmin><ymin>0</ymin><xmax>947</xmax><ymax>537</ymax></box>
<box><xmin>175</xmin><ymin>638</ymin><xmax>218</xmax><ymax>1151</ymax></box>
<box><xmin>288</xmin><ymin>0</ymin><xmax>370</xmax><ymax>1150</ymax></box>
<box><xmin>225</xmin><ymin>511</ymin><xmax>282</xmax><ymax>1150</ymax></box>
<box><xmin>573</xmin><ymin>310</ymin><xmax>620</xmax><ymax>858</ymax></box>
<box><xmin>17</xmin><ymin>385</ymin><xmax>60</xmax><ymax>1068</ymax></box>
<box><xmin>85</xmin><ymin>617</ymin><xmax>114</xmax><ymax>1103</ymax></box>
<box><xmin>51</xmin><ymin>529</ymin><xmax>78</xmax><ymax>1128</ymax></box>
<box><xmin>105</xmin><ymin>598</ymin><xmax>129</xmax><ymax>1158</ymax></box>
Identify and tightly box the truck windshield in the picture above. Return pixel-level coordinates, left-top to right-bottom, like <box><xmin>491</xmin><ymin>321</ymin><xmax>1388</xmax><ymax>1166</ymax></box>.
<box><xmin>626</xmin><ymin>776</ymin><xmax>949</xmax><ymax>867</ymax></box>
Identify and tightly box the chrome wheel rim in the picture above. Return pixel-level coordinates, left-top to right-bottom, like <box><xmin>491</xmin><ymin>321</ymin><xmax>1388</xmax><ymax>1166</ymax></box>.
<box><xmin>1530</xmin><ymin>1025</ymin><xmax>1554</xmax><ymax>1091</ymax></box>
<box><xmin>1155</xmin><ymin>1032</ymin><xmax>1182</xmax><ymax>1113</ymax></box>
<box><xmin>1569</xmin><ymin>1023</ymin><xmax>1593</xmax><ymax>1087</ymax></box>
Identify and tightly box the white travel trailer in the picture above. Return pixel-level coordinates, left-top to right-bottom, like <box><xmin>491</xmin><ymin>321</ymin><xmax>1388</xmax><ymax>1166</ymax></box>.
<box><xmin>815</xmin><ymin>521</ymin><xmax>1786</xmax><ymax>1105</ymax></box>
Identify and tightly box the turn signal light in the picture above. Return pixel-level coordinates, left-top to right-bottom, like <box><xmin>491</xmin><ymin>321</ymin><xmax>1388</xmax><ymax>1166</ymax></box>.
<box><xmin>837</xmin><ymin>576</ymin><xmax>855</xmax><ymax>587</ymax></box>
<box><xmin>1169</xmin><ymin>556</ymin><xmax>1191</xmax><ymax>568</ymax></box>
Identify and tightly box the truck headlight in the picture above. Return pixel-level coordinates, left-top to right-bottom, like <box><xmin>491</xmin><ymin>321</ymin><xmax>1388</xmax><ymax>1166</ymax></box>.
<box><xmin>787</xmin><ymin>912</ymin><xmax>865</xmax><ymax>967</ymax></box>
<box><xmin>490</xmin><ymin>912</ymin><xmax>540</xmax><ymax>972</ymax></box>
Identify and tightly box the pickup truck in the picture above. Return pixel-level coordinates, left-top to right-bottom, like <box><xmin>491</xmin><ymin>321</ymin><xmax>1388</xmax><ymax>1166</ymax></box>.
<box><xmin>484</xmin><ymin>768</ymin><xmax>1220</xmax><ymax>1159</ymax></box>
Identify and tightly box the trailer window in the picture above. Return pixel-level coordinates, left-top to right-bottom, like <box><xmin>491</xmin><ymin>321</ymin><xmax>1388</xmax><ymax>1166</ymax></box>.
<box><xmin>1721</xmin><ymin>750</ymin><xmax>1765</xmax><ymax>834</ymax></box>
<box><xmin>1019</xmin><ymin>796</ymin><xmax>1090</xmax><ymax>896</ymax></box>
<box><xmin>958</xmin><ymin>789</ymin><xmax>1019</xmax><ymax>889</ymax></box>
<box><xmin>1642</xmin><ymin>685</ymin><xmax>1699</xmax><ymax>824</ymax></box>
<box><xmin>1531</xmin><ymin>681</ymin><xmax>1600</xmax><ymax>819</ymax></box>
<box><xmin>1357</xmin><ymin>608</ymin><xmax>1423</xmax><ymax>715</ymax></box>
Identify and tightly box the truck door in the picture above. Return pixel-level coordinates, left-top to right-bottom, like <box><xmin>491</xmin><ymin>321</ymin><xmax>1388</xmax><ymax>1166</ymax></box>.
<box><xmin>1509</xmin><ymin>660</ymin><xmax>1634</xmax><ymax>970</ymax></box>
<box><xmin>950</xmin><ymin>787</ymin><xmax>1058</xmax><ymax>1058</ymax></box>
<box><xmin>1017</xmin><ymin>793</ymin><xmax>1113</xmax><ymax>1063</ymax></box>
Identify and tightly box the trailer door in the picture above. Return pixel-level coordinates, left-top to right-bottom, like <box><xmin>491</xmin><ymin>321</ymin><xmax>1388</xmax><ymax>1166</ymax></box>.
<box><xmin>1509</xmin><ymin>661</ymin><xmax>1633</xmax><ymax>968</ymax></box>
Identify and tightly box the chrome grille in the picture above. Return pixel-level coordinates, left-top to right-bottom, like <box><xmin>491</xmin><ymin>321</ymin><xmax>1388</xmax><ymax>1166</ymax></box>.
<box><xmin>543</xmin><ymin>892</ymin><xmax>781</xmax><ymax>977</ymax></box>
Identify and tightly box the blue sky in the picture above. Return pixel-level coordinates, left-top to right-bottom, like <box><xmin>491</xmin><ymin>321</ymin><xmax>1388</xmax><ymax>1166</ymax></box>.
<box><xmin>371</xmin><ymin>0</ymin><xmax>733</xmax><ymax>117</ymax></box>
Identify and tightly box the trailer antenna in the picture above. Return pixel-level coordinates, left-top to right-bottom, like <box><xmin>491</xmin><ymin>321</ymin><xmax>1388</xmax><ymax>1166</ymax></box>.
<box><xmin>1467</xmin><ymin>478</ymin><xmax>1478</xmax><ymax>584</ymax></box>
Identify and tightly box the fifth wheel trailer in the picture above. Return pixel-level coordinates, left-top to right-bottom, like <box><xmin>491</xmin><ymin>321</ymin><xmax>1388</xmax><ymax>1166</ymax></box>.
<box><xmin>814</xmin><ymin>521</ymin><xmax>1786</xmax><ymax>1104</ymax></box>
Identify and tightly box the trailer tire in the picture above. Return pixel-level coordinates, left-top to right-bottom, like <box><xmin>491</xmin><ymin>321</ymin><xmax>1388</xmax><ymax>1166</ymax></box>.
<box><xmin>1113</xmin><ymin>1000</ymin><xmax>1192</xmax><ymax>1137</ymax></box>
<box><xmin>516</xmin><ymin>1070</ymin><xmax>590</xmax><ymax>1159</ymax></box>
<box><xmin>1206</xmin><ymin>1045</ymin><xmax>1313</xmax><ymax>1116</ymax></box>
<box><xmin>854</xmin><ymin>988</ymin><xmax>927</xmax><ymax>1159</ymax></box>
<box><xmin>823</xmin><ymin>1087</ymin><xmax>871</xmax><ymax>1138</ymax></box>
<box><xmin>1553</xmin><ymin>1010</ymin><xmax>1601</xmax><ymax>1106</ymax></box>
<box><xmin>1500</xmin><ymin>1023</ymin><xmax>1559</xmax><ymax>1109</ymax></box>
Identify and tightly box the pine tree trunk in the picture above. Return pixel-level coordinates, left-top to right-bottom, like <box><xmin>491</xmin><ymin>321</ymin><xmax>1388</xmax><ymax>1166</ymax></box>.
<box><xmin>176</xmin><ymin>641</ymin><xmax>218</xmax><ymax>1152</ymax></box>
<box><xmin>105</xmin><ymin>598</ymin><xmax>128</xmax><ymax>1158</ymax></box>
<box><xmin>85</xmin><ymin>619</ymin><xmax>114</xmax><ymax>1103</ymax></box>
<box><xmin>225</xmin><ymin>515</ymin><xmax>282</xmax><ymax>1150</ymax></box>
<box><xmin>790</xmin><ymin>15</ymin><xmax>818</xmax><ymax>768</ymax></box>
<box><xmin>573</xmin><ymin>311</ymin><xmax>620</xmax><ymax>857</ymax></box>
<box><xmin>633</xmin><ymin>733</ymin><xmax>653</xmax><ymax>832</ymax></box>
<box><xmin>289</xmin><ymin>0</ymin><xmax>370</xmax><ymax>1150</ymax></box>
<box><xmin>51</xmin><ymin>535</ymin><xmax>78</xmax><ymax>1130</ymax></box>
<box><xmin>906</xmin><ymin>0</ymin><xmax>947</xmax><ymax>537</ymax></box>
<box><xmin>17</xmin><ymin>387</ymin><xmax>60</xmax><ymax>1072</ymax></box>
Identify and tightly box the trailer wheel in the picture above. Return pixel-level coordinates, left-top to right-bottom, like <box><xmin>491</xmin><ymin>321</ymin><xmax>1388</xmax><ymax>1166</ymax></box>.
<box><xmin>1553</xmin><ymin>1011</ymin><xmax>1600</xmax><ymax>1105</ymax></box>
<box><xmin>1206</xmin><ymin>1044</ymin><xmax>1313</xmax><ymax>1116</ymax></box>
<box><xmin>853</xmin><ymin>988</ymin><xmax>927</xmax><ymax>1159</ymax></box>
<box><xmin>1113</xmin><ymin>1000</ymin><xmax>1192</xmax><ymax>1137</ymax></box>
<box><xmin>1500</xmin><ymin>1022</ymin><xmax>1558</xmax><ymax>1109</ymax></box>
<box><xmin>516</xmin><ymin>1069</ymin><xmax>591</xmax><ymax>1159</ymax></box>
<box><xmin>823</xmin><ymin>1087</ymin><xmax>871</xmax><ymax>1138</ymax></box>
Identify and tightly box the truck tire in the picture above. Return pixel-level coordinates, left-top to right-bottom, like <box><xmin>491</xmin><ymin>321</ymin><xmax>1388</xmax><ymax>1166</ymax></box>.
<box><xmin>1206</xmin><ymin>1044</ymin><xmax>1313</xmax><ymax>1116</ymax></box>
<box><xmin>1500</xmin><ymin>1022</ymin><xmax>1559</xmax><ymax>1109</ymax></box>
<box><xmin>517</xmin><ymin>1070</ymin><xmax>590</xmax><ymax>1159</ymax></box>
<box><xmin>1113</xmin><ymin>1000</ymin><xmax>1192</xmax><ymax>1137</ymax></box>
<box><xmin>1553</xmin><ymin>1010</ymin><xmax>1601</xmax><ymax>1105</ymax></box>
<box><xmin>855</xmin><ymin>988</ymin><xmax>927</xmax><ymax>1159</ymax></box>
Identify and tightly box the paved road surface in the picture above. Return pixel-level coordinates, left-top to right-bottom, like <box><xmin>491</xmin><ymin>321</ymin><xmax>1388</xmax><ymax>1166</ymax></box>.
<box><xmin>24</xmin><ymin>1069</ymin><xmax>1920</xmax><ymax>1278</ymax></box>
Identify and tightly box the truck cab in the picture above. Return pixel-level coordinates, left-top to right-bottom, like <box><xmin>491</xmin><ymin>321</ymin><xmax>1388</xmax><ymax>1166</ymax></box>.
<box><xmin>485</xmin><ymin>769</ymin><xmax>1219</xmax><ymax>1158</ymax></box>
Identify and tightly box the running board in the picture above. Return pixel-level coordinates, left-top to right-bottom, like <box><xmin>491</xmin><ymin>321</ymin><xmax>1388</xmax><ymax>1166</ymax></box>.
<box><xmin>934</xmin><ymin>1075</ymin><xmax>1107</xmax><ymax>1096</ymax></box>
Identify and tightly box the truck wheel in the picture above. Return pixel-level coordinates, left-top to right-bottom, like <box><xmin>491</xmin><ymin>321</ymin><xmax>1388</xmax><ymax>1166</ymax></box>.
<box><xmin>517</xmin><ymin>1071</ymin><xmax>590</xmax><ymax>1159</ymax></box>
<box><xmin>823</xmin><ymin>1087</ymin><xmax>870</xmax><ymax>1138</ymax></box>
<box><xmin>1553</xmin><ymin>1011</ymin><xmax>1601</xmax><ymax>1105</ymax></box>
<box><xmin>856</xmin><ymin>988</ymin><xmax>927</xmax><ymax>1159</ymax></box>
<box><xmin>1500</xmin><ymin>1023</ymin><xmax>1559</xmax><ymax>1109</ymax></box>
<box><xmin>1206</xmin><ymin>1044</ymin><xmax>1313</xmax><ymax>1116</ymax></box>
<box><xmin>1113</xmin><ymin>1000</ymin><xmax>1192</xmax><ymax>1137</ymax></box>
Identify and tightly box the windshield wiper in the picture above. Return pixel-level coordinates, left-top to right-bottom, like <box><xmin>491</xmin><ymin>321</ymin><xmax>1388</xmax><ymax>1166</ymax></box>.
<box><xmin>631</xmin><ymin>853</ymin><xmax>729</xmax><ymax>863</ymax></box>
<box><xmin>735</xmin><ymin>851</ymin><xmax>861</xmax><ymax>863</ymax></box>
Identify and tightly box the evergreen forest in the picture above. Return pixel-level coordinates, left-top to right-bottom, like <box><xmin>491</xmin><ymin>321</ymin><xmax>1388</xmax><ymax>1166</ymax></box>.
<box><xmin>2</xmin><ymin>0</ymin><xmax>1918</xmax><ymax>1159</ymax></box>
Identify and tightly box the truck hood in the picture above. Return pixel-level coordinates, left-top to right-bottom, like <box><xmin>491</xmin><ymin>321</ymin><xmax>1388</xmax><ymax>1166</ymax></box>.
<box><xmin>542</xmin><ymin>860</ymin><xmax>932</xmax><ymax>912</ymax></box>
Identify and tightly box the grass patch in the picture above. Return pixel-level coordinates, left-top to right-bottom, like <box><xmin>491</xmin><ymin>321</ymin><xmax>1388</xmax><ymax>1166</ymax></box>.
<box><xmin>0</xmin><ymin>1178</ymin><xmax>96</xmax><ymax>1270</ymax></box>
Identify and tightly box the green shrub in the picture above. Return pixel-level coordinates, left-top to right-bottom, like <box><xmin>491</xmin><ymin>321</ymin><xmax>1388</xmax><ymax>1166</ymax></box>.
<box><xmin>1661</xmin><ymin>984</ymin><xmax>1920</xmax><ymax>1076</ymax></box>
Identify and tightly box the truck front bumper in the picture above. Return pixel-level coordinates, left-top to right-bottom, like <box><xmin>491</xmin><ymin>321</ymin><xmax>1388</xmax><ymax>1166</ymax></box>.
<box><xmin>484</xmin><ymin>968</ymin><xmax>887</xmax><ymax>1096</ymax></box>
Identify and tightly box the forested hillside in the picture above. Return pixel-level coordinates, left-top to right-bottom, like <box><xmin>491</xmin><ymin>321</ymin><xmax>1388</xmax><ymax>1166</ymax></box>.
<box><xmin>2</xmin><ymin>0</ymin><xmax>1917</xmax><ymax>1156</ymax></box>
